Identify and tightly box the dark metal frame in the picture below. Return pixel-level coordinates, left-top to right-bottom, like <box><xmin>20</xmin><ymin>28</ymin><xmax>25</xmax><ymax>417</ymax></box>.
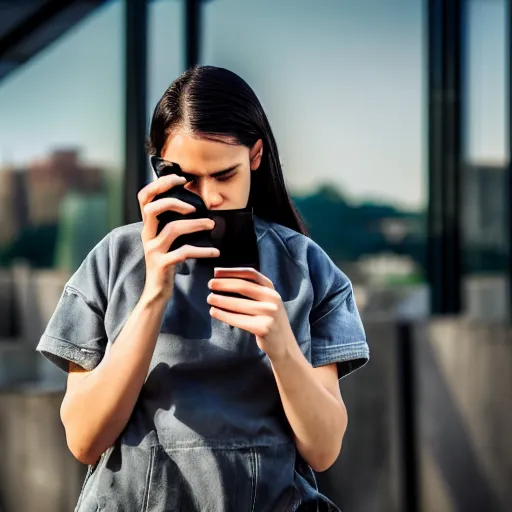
<box><xmin>0</xmin><ymin>0</ymin><xmax>102</xmax><ymax>57</ymax></box>
<box><xmin>123</xmin><ymin>0</ymin><xmax>148</xmax><ymax>224</ymax></box>
<box><xmin>185</xmin><ymin>0</ymin><xmax>201</xmax><ymax>70</ymax></box>
<box><xmin>508</xmin><ymin>0</ymin><xmax>512</xmax><ymax>318</ymax></box>
<box><xmin>427</xmin><ymin>0</ymin><xmax>463</xmax><ymax>315</ymax></box>
<box><xmin>0</xmin><ymin>0</ymin><xmax>105</xmax><ymax>79</ymax></box>
<box><xmin>0</xmin><ymin>0</ymin><xmax>68</xmax><ymax>57</ymax></box>
<box><xmin>396</xmin><ymin>321</ymin><xmax>419</xmax><ymax>512</ymax></box>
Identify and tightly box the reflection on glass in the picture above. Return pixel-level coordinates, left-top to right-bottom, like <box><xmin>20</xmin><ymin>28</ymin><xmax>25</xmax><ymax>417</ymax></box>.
<box><xmin>0</xmin><ymin>150</ymin><xmax>115</xmax><ymax>271</ymax></box>
<box><xmin>147</xmin><ymin>0</ymin><xmax>183</xmax><ymax>183</ymax></box>
<box><xmin>463</xmin><ymin>0</ymin><xmax>507</xmax><ymax>165</ymax></box>
<box><xmin>461</xmin><ymin>0</ymin><xmax>509</xmax><ymax>320</ymax></box>
<box><xmin>0</xmin><ymin>1</ymin><xmax>124</xmax><ymax>384</ymax></box>
<box><xmin>201</xmin><ymin>0</ymin><xmax>427</xmax><ymax>318</ymax></box>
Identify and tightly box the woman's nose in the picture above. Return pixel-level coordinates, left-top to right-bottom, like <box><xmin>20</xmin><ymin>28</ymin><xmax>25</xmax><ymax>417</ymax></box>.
<box><xmin>199</xmin><ymin>180</ymin><xmax>223</xmax><ymax>210</ymax></box>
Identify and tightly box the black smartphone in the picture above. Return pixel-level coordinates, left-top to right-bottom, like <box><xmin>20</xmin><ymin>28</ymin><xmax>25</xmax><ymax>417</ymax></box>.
<box><xmin>149</xmin><ymin>156</ymin><xmax>260</xmax><ymax>271</ymax></box>
<box><xmin>151</xmin><ymin>156</ymin><xmax>211</xmax><ymax>250</ymax></box>
<box><xmin>210</xmin><ymin>210</ymin><xmax>260</xmax><ymax>271</ymax></box>
<box><xmin>210</xmin><ymin>211</ymin><xmax>260</xmax><ymax>300</ymax></box>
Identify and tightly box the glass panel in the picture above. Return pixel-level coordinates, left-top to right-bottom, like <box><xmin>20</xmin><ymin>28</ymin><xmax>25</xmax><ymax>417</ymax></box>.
<box><xmin>147</xmin><ymin>0</ymin><xmax>183</xmax><ymax>182</ymax></box>
<box><xmin>201</xmin><ymin>0</ymin><xmax>428</xmax><ymax>320</ymax></box>
<box><xmin>461</xmin><ymin>0</ymin><xmax>509</xmax><ymax>320</ymax></box>
<box><xmin>0</xmin><ymin>0</ymin><xmax>125</xmax><ymax>386</ymax></box>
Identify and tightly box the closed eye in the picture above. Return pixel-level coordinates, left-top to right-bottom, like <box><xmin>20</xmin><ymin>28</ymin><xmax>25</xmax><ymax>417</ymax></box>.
<box><xmin>211</xmin><ymin>164</ymin><xmax>241</xmax><ymax>181</ymax></box>
<box><xmin>215</xmin><ymin>171</ymin><xmax>236</xmax><ymax>182</ymax></box>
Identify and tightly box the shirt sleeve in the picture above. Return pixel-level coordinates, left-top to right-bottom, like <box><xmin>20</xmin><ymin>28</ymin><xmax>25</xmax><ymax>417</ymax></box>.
<box><xmin>307</xmin><ymin>242</ymin><xmax>369</xmax><ymax>379</ymax></box>
<box><xmin>36</xmin><ymin>233</ymin><xmax>111</xmax><ymax>373</ymax></box>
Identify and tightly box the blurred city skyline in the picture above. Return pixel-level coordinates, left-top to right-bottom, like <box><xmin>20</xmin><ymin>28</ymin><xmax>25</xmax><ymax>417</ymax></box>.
<box><xmin>0</xmin><ymin>0</ymin><xmax>507</xmax><ymax>212</ymax></box>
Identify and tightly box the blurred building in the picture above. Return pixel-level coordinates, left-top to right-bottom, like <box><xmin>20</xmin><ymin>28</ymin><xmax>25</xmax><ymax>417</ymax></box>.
<box><xmin>0</xmin><ymin>149</ymin><xmax>105</xmax><ymax>235</ymax></box>
<box><xmin>26</xmin><ymin>149</ymin><xmax>104</xmax><ymax>226</ymax></box>
<box><xmin>462</xmin><ymin>164</ymin><xmax>508</xmax><ymax>271</ymax></box>
<box><xmin>0</xmin><ymin>170</ymin><xmax>17</xmax><ymax>245</ymax></box>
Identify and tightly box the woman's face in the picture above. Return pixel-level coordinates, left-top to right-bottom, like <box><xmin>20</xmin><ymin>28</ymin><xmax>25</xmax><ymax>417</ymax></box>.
<box><xmin>161</xmin><ymin>131</ymin><xmax>263</xmax><ymax>211</ymax></box>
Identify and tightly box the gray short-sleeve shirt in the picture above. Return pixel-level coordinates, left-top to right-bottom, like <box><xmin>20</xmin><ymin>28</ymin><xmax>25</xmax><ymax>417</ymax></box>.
<box><xmin>37</xmin><ymin>216</ymin><xmax>369</xmax><ymax>512</ymax></box>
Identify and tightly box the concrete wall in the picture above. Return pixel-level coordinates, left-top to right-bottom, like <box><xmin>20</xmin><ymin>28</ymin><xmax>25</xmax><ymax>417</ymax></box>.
<box><xmin>414</xmin><ymin>320</ymin><xmax>512</xmax><ymax>512</ymax></box>
<box><xmin>318</xmin><ymin>318</ymin><xmax>512</xmax><ymax>512</ymax></box>
<box><xmin>317</xmin><ymin>321</ymin><xmax>405</xmax><ymax>511</ymax></box>
<box><xmin>0</xmin><ymin>390</ymin><xmax>85</xmax><ymax>512</ymax></box>
<box><xmin>0</xmin><ymin>265</ymin><xmax>68</xmax><ymax>387</ymax></box>
<box><xmin>0</xmin><ymin>342</ymin><xmax>38</xmax><ymax>388</ymax></box>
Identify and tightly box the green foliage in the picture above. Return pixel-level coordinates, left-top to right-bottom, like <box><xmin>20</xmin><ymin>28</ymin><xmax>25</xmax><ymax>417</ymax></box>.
<box><xmin>292</xmin><ymin>185</ymin><xmax>427</xmax><ymax>274</ymax></box>
<box><xmin>1</xmin><ymin>224</ymin><xmax>59</xmax><ymax>268</ymax></box>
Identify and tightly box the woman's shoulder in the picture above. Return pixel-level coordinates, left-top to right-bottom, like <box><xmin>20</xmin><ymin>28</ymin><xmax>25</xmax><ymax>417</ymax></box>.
<box><xmin>255</xmin><ymin>217</ymin><xmax>333</xmax><ymax>264</ymax></box>
<box><xmin>85</xmin><ymin>221</ymin><xmax>143</xmax><ymax>258</ymax></box>
<box><xmin>93</xmin><ymin>221</ymin><xmax>144</xmax><ymax>263</ymax></box>
<box><xmin>109</xmin><ymin>221</ymin><xmax>144</xmax><ymax>246</ymax></box>
<box><xmin>67</xmin><ymin>222</ymin><xmax>144</xmax><ymax>289</ymax></box>
<box><xmin>254</xmin><ymin>215</ymin><xmax>310</xmax><ymax>255</ymax></box>
<box><xmin>255</xmin><ymin>216</ymin><xmax>348</xmax><ymax>286</ymax></box>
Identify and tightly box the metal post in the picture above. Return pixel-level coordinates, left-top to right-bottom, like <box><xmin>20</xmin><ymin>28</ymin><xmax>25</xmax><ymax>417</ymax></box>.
<box><xmin>396</xmin><ymin>321</ymin><xmax>419</xmax><ymax>511</ymax></box>
<box><xmin>428</xmin><ymin>0</ymin><xmax>463</xmax><ymax>315</ymax></box>
<box><xmin>124</xmin><ymin>0</ymin><xmax>148</xmax><ymax>225</ymax></box>
<box><xmin>185</xmin><ymin>0</ymin><xmax>201</xmax><ymax>69</ymax></box>
<box><xmin>507</xmin><ymin>0</ymin><xmax>512</xmax><ymax>320</ymax></box>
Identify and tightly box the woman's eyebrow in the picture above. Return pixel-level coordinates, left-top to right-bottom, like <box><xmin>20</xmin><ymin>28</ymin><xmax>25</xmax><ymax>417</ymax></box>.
<box><xmin>210</xmin><ymin>164</ymin><xmax>241</xmax><ymax>177</ymax></box>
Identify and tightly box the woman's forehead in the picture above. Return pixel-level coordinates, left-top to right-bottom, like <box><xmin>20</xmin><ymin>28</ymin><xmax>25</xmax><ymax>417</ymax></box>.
<box><xmin>162</xmin><ymin>132</ymin><xmax>248</xmax><ymax>175</ymax></box>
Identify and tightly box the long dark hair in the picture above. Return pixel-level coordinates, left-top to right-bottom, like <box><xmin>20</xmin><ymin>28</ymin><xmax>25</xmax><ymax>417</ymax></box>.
<box><xmin>146</xmin><ymin>66</ymin><xmax>308</xmax><ymax>235</ymax></box>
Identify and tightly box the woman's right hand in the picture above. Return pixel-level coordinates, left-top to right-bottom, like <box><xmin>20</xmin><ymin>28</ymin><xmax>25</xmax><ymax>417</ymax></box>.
<box><xmin>138</xmin><ymin>174</ymin><xmax>219</xmax><ymax>303</ymax></box>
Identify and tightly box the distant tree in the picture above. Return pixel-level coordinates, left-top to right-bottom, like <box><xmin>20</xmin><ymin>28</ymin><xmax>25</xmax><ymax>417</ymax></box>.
<box><xmin>6</xmin><ymin>224</ymin><xmax>59</xmax><ymax>268</ymax></box>
<box><xmin>292</xmin><ymin>182</ymin><xmax>427</xmax><ymax>275</ymax></box>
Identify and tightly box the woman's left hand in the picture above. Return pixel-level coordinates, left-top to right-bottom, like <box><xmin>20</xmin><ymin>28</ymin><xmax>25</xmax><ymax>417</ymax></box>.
<box><xmin>207</xmin><ymin>267</ymin><xmax>295</xmax><ymax>360</ymax></box>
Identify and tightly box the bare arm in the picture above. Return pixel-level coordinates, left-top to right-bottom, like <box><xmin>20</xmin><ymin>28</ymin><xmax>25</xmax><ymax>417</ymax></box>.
<box><xmin>270</xmin><ymin>353</ymin><xmax>347</xmax><ymax>472</ymax></box>
<box><xmin>60</xmin><ymin>174</ymin><xmax>219</xmax><ymax>465</ymax></box>
<box><xmin>61</xmin><ymin>293</ymin><xmax>168</xmax><ymax>465</ymax></box>
<box><xmin>207</xmin><ymin>268</ymin><xmax>347</xmax><ymax>472</ymax></box>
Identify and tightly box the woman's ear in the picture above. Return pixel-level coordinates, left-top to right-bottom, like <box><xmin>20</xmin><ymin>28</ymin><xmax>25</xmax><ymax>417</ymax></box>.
<box><xmin>250</xmin><ymin>139</ymin><xmax>263</xmax><ymax>171</ymax></box>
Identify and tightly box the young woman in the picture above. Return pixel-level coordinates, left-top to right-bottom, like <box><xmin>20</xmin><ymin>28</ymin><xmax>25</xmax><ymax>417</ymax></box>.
<box><xmin>37</xmin><ymin>66</ymin><xmax>369</xmax><ymax>512</ymax></box>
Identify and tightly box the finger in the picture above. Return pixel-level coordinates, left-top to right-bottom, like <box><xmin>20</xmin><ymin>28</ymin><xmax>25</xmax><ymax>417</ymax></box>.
<box><xmin>208</xmin><ymin>278</ymin><xmax>279</xmax><ymax>302</ymax></box>
<box><xmin>213</xmin><ymin>267</ymin><xmax>274</xmax><ymax>289</ymax></box>
<box><xmin>209</xmin><ymin>307</ymin><xmax>268</xmax><ymax>336</ymax></box>
<box><xmin>164</xmin><ymin>245</ymin><xmax>220</xmax><ymax>265</ymax></box>
<box><xmin>142</xmin><ymin>198</ymin><xmax>197</xmax><ymax>241</ymax></box>
<box><xmin>145</xmin><ymin>197</ymin><xmax>196</xmax><ymax>217</ymax></box>
<box><xmin>207</xmin><ymin>293</ymin><xmax>278</xmax><ymax>316</ymax></box>
<box><xmin>153</xmin><ymin>218</ymin><xmax>215</xmax><ymax>251</ymax></box>
<box><xmin>138</xmin><ymin>174</ymin><xmax>187</xmax><ymax>214</ymax></box>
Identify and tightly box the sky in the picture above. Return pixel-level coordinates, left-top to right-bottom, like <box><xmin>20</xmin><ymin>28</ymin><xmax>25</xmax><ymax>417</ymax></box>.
<box><xmin>0</xmin><ymin>0</ymin><xmax>508</xmax><ymax>211</ymax></box>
